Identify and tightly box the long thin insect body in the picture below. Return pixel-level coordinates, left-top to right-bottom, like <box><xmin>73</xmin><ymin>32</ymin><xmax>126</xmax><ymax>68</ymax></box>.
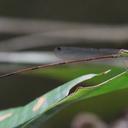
<box><xmin>54</xmin><ymin>47</ymin><xmax>120</xmax><ymax>60</ymax></box>
<box><xmin>0</xmin><ymin>54</ymin><xmax>119</xmax><ymax>78</ymax></box>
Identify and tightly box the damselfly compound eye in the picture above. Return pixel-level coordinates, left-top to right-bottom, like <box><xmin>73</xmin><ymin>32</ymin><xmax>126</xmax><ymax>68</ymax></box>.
<box><xmin>56</xmin><ymin>47</ymin><xmax>62</xmax><ymax>51</ymax></box>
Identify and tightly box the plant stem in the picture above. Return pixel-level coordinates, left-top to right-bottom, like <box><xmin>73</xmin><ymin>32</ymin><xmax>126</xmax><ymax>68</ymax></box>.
<box><xmin>0</xmin><ymin>54</ymin><xmax>119</xmax><ymax>78</ymax></box>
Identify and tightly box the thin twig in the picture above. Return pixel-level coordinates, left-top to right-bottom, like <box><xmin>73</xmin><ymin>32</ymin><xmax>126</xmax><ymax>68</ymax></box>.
<box><xmin>0</xmin><ymin>54</ymin><xmax>119</xmax><ymax>79</ymax></box>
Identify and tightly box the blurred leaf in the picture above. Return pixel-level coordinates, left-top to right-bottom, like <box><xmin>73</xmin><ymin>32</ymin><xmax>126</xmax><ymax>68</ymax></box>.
<box><xmin>23</xmin><ymin>70</ymin><xmax>128</xmax><ymax>128</ymax></box>
<box><xmin>0</xmin><ymin>71</ymin><xmax>98</xmax><ymax>128</ymax></box>
<box><xmin>0</xmin><ymin>68</ymin><xmax>127</xmax><ymax>128</ymax></box>
<box><xmin>29</xmin><ymin>64</ymin><xmax>124</xmax><ymax>84</ymax></box>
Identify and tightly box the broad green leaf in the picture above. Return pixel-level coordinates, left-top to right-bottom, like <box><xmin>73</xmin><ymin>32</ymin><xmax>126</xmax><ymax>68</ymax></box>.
<box><xmin>20</xmin><ymin>70</ymin><xmax>128</xmax><ymax>128</ymax></box>
<box><xmin>0</xmin><ymin>71</ymin><xmax>99</xmax><ymax>128</ymax></box>
<box><xmin>0</xmin><ymin>69</ymin><xmax>127</xmax><ymax>128</ymax></box>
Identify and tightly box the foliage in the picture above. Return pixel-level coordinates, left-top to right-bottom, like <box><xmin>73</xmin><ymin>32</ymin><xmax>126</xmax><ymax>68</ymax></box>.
<box><xmin>0</xmin><ymin>64</ymin><xmax>127</xmax><ymax>128</ymax></box>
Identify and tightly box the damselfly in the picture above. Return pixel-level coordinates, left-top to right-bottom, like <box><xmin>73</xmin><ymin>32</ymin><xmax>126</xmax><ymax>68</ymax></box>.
<box><xmin>55</xmin><ymin>47</ymin><xmax>128</xmax><ymax>60</ymax></box>
<box><xmin>0</xmin><ymin>47</ymin><xmax>127</xmax><ymax>78</ymax></box>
